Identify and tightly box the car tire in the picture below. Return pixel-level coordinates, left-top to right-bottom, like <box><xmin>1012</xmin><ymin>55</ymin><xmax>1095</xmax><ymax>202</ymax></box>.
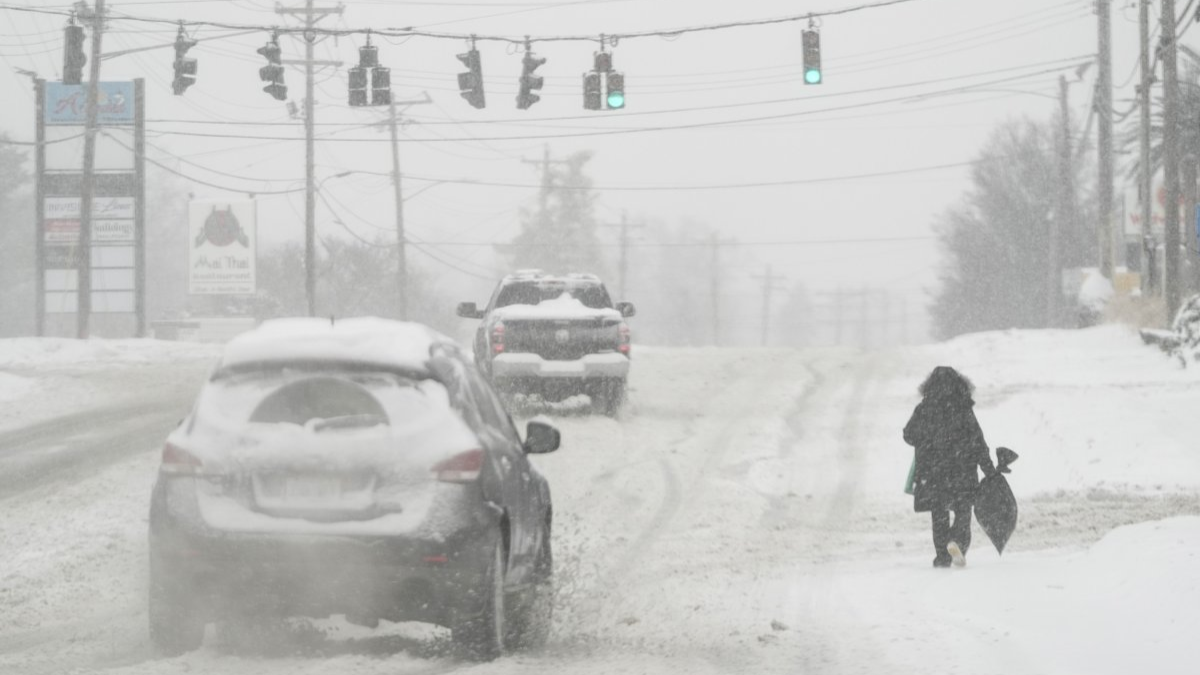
<box><xmin>148</xmin><ymin>554</ymin><xmax>205</xmax><ymax>656</ymax></box>
<box><xmin>508</xmin><ymin>528</ymin><xmax>553</xmax><ymax>651</ymax></box>
<box><xmin>451</xmin><ymin>539</ymin><xmax>507</xmax><ymax>661</ymax></box>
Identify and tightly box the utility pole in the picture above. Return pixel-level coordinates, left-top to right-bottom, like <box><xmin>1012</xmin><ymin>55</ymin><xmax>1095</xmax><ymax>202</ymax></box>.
<box><xmin>1097</xmin><ymin>0</ymin><xmax>1115</xmax><ymax>279</ymax></box>
<box><xmin>709</xmin><ymin>232</ymin><xmax>720</xmax><ymax>346</ymax></box>
<box><xmin>752</xmin><ymin>265</ymin><xmax>786</xmax><ymax>347</ymax></box>
<box><xmin>77</xmin><ymin>0</ymin><xmax>105</xmax><ymax>339</ymax></box>
<box><xmin>1139</xmin><ymin>0</ymin><xmax>1155</xmax><ymax>294</ymax></box>
<box><xmin>521</xmin><ymin>145</ymin><xmax>570</xmax><ymax>225</ymax></box>
<box><xmin>1162</xmin><ymin>0</ymin><xmax>1182</xmax><ymax>319</ymax></box>
<box><xmin>389</xmin><ymin>97</ymin><xmax>406</xmax><ymax>319</ymax></box>
<box><xmin>602</xmin><ymin>211</ymin><xmax>644</xmax><ymax>300</ymax></box>
<box><xmin>1052</xmin><ymin>74</ymin><xmax>1073</xmax><ymax>328</ymax></box>
<box><xmin>277</xmin><ymin>1</ymin><xmax>343</xmax><ymax>317</ymax></box>
<box><xmin>383</xmin><ymin>94</ymin><xmax>431</xmax><ymax>320</ymax></box>
<box><xmin>833</xmin><ymin>288</ymin><xmax>845</xmax><ymax>345</ymax></box>
<box><xmin>858</xmin><ymin>287</ymin><xmax>870</xmax><ymax>349</ymax></box>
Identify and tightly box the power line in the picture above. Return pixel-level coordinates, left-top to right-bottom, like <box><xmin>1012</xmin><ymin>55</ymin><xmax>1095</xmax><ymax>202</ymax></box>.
<box><xmin>136</xmin><ymin>55</ymin><xmax>1090</xmax><ymax>129</ymax></box>
<box><xmin>133</xmin><ymin>62</ymin><xmax>1089</xmax><ymax>145</ymax></box>
<box><xmin>399</xmin><ymin>235</ymin><xmax>937</xmax><ymax>248</ymax></box>
<box><xmin>0</xmin><ymin>0</ymin><xmax>926</xmax><ymax>45</ymax></box>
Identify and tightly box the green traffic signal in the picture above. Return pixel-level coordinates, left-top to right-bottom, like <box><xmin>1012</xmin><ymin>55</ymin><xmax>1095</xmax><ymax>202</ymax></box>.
<box><xmin>606</xmin><ymin>71</ymin><xmax>625</xmax><ymax>109</ymax></box>
<box><xmin>802</xmin><ymin>30</ymin><xmax>822</xmax><ymax>86</ymax></box>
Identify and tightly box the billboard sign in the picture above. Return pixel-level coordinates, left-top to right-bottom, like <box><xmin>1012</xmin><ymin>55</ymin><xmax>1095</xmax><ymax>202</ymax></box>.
<box><xmin>44</xmin><ymin>82</ymin><xmax>135</xmax><ymax>125</ymax></box>
<box><xmin>188</xmin><ymin>201</ymin><xmax>257</xmax><ymax>295</ymax></box>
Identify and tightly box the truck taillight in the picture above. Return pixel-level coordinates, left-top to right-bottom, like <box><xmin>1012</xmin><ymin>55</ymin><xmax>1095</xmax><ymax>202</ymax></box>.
<box><xmin>491</xmin><ymin>322</ymin><xmax>505</xmax><ymax>354</ymax></box>
<box><xmin>160</xmin><ymin>442</ymin><xmax>203</xmax><ymax>475</ymax></box>
<box><xmin>433</xmin><ymin>449</ymin><xmax>484</xmax><ymax>483</ymax></box>
<box><xmin>619</xmin><ymin>322</ymin><xmax>631</xmax><ymax>355</ymax></box>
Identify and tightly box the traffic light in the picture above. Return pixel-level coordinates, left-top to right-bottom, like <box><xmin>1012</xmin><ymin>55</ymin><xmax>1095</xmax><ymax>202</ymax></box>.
<box><xmin>802</xmin><ymin>30</ymin><xmax>822</xmax><ymax>85</ymax></box>
<box><xmin>517</xmin><ymin>50</ymin><xmax>545</xmax><ymax>110</ymax></box>
<box><xmin>348</xmin><ymin>66</ymin><xmax>368</xmax><ymax>106</ymax></box>
<box><xmin>172</xmin><ymin>29</ymin><xmax>197</xmax><ymax>96</ymax></box>
<box><xmin>63</xmin><ymin>22</ymin><xmax>86</xmax><ymax>85</ymax></box>
<box><xmin>606</xmin><ymin>71</ymin><xmax>625</xmax><ymax>110</ymax></box>
<box><xmin>349</xmin><ymin>42</ymin><xmax>390</xmax><ymax>107</ymax></box>
<box><xmin>456</xmin><ymin>48</ymin><xmax>485</xmax><ymax>109</ymax></box>
<box><xmin>583</xmin><ymin>71</ymin><xmax>601</xmax><ymax>110</ymax></box>
<box><xmin>257</xmin><ymin>36</ymin><xmax>287</xmax><ymax>101</ymax></box>
<box><xmin>371</xmin><ymin>66</ymin><xmax>391</xmax><ymax>106</ymax></box>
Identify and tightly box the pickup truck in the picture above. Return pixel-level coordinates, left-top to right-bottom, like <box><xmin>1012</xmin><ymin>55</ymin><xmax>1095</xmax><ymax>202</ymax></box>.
<box><xmin>457</xmin><ymin>271</ymin><xmax>635</xmax><ymax>416</ymax></box>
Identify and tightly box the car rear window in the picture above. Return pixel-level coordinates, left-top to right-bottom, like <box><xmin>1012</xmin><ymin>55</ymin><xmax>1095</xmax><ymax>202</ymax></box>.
<box><xmin>494</xmin><ymin>281</ymin><xmax>612</xmax><ymax>309</ymax></box>
<box><xmin>194</xmin><ymin>367</ymin><xmax>451</xmax><ymax>432</ymax></box>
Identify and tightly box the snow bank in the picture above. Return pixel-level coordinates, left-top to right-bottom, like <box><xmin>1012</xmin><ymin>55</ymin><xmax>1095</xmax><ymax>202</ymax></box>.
<box><xmin>0</xmin><ymin>337</ymin><xmax>223</xmax><ymax>370</ymax></box>
<box><xmin>0</xmin><ymin>371</ymin><xmax>33</xmax><ymax>402</ymax></box>
<box><xmin>835</xmin><ymin>516</ymin><xmax>1200</xmax><ymax>675</ymax></box>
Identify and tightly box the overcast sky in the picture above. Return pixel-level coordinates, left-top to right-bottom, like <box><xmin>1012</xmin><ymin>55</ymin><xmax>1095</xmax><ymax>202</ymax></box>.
<box><xmin>0</xmin><ymin>0</ymin><xmax>1182</xmax><ymax>340</ymax></box>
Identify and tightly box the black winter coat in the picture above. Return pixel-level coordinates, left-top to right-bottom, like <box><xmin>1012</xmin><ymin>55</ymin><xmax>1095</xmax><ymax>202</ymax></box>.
<box><xmin>903</xmin><ymin>398</ymin><xmax>996</xmax><ymax>512</ymax></box>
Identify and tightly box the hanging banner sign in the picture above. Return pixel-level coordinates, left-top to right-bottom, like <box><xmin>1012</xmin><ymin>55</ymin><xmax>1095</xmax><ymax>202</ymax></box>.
<box><xmin>188</xmin><ymin>200</ymin><xmax>257</xmax><ymax>295</ymax></box>
<box><xmin>44</xmin><ymin>82</ymin><xmax>135</xmax><ymax>125</ymax></box>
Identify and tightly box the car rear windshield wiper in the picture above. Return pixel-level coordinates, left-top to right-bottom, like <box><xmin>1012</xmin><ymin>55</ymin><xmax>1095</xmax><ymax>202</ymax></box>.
<box><xmin>307</xmin><ymin>414</ymin><xmax>390</xmax><ymax>432</ymax></box>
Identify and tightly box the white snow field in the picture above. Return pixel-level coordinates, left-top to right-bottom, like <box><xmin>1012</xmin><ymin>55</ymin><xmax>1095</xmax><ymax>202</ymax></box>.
<box><xmin>0</xmin><ymin>326</ymin><xmax>1197</xmax><ymax>675</ymax></box>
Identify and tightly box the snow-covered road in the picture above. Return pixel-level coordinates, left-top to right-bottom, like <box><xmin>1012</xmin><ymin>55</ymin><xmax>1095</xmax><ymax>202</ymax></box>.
<box><xmin>1</xmin><ymin>329</ymin><xmax>1198</xmax><ymax>674</ymax></box>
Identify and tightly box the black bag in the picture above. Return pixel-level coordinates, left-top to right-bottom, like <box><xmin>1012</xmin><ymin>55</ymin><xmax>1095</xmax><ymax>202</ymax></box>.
<box><xmin>975</xmin><ymin>447</ymin><xmax>1019</xmax><ymax>555</ymax></box>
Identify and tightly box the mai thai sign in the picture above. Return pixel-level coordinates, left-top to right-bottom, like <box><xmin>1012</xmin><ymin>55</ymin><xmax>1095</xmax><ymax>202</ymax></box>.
<box><xmin>44</xmin><ymin>82</ymin><xmax>135</xmax><ymax>125</ymax></box>
<box><xmin>188</xmin><ymin>201</ymin><xmax>257</xmax><ymax>295</ymax></box>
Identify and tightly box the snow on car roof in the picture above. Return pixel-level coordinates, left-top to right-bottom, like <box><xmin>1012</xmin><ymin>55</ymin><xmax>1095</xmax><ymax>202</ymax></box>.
<box><xmin>216</xmin><ymin>317</ymin><xmax>451</xmax><ymax>374</ymax></box>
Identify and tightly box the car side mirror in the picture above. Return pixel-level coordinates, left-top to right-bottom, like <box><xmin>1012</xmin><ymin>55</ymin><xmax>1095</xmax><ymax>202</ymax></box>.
<box><xmin>457</xmin><ymin>302</ymin><xmax>485</xmax><ymax>319</ymax></box>
<box><xmin>615</xmin><ymin>302</ymin><xmax>636</xmax><ymax>318</ymax></box>
<box><xmin>523</xmin><ymin>420</ymin><xmax>561</xmax><ymax>454</ymax></box>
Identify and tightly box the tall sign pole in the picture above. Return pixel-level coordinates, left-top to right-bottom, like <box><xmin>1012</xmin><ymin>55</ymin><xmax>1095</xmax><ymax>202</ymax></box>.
<box><xmin>304</xmin><ymin>0</ymin><xmax>316</xmax><ymax>317</ymax></box>
<box><xmin>1139</xmin><ymin>0</ymin><xmax>1154</xmax><ymax>293</ymax></box>
<box><xmin>1162</xmin><ymin>0</ymin><xmax>1182</xmax><ymax>319</ymax></box>
<box><xmin>1097</xmin><ymin>0</ymin><xmax>1115</xmax><ymax>278</ymax></box>
<box><xmin>134</xmin><ymin>78</ymin><xmax>146</xmax><ymax>336</ymax></box>
<box><xmin>77</xmin><ymin>0</ymin><xmax>105</xmax><ymax>338</ymax></box>
<box><xmin>35</xmin><ymin>79</ymin><xmax>46</xmax><ymax>337</ymax></box>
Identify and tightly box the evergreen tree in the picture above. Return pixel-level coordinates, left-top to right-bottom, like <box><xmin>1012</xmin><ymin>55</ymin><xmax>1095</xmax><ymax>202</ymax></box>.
<box><xmin>504</xmin><ymin>150</ymin><xmax>605</xmax><ymax>275</ymax></box>
<box><xmin>931</xmin><ymin>117</ymin><xmax>1094</xmax><ymax>339</ymax></box>
<box><xmin>0</xmin><ymin>136</ymin><xmax>34</xmax><ymax>336</ymax></box>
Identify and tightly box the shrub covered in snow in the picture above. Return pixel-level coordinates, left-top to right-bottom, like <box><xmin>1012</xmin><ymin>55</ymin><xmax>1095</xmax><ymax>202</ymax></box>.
<box><xmin>1139</xmin><ymin>293</ymin><xmax>1200</xmax><ymax>366</ymax></box>
<box><xmin>1170</xmin><ymin>294</ymin><xmax>1200</xmax><ymax>364</ymax></box>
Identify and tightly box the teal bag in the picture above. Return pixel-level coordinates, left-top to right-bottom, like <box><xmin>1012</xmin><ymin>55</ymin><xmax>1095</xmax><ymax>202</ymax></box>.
<box><xmin>904</xmin><ymin>454</ymin><xmax>916</xmax><ymax>495</ymax></box>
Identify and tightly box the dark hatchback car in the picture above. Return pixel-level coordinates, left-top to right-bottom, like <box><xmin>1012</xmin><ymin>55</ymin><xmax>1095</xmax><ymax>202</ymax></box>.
<box><xmin>148</xmin><ymin>318</ymin><xmax>560</xmax><ymax>660</ymax></box>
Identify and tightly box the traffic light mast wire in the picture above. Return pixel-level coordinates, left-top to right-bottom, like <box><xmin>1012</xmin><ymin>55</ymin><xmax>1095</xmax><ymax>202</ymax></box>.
<box><xmin>0</xmin><ymin>0</ymin><xmax>925</xmax><ymax>45</ymax></box>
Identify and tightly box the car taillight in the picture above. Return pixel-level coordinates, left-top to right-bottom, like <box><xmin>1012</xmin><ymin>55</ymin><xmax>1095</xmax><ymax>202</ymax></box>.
<box><xmin>491</xmin><ymin>322</ymin><xmax>505</xmax><ymax>354</ymax></box>
<box><xmin>433</xmin><ymin>449</ymin><xmax>484</xmax><ymax>483</ymax></box>
<box><xmin>160</xmin><ymin>442</ymin><xmax>203</xmax><ymax>474</ymax></box>
<box><xmin>618</xmin><ymin>322</ymin><xmax>631</xmax><ymax>355</ymax></box>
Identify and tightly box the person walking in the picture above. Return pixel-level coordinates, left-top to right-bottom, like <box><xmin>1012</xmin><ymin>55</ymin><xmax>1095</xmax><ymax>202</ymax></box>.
<box><xmin>903</xmin><ymin>366</ymin><xmax>996</xmax><ymax>568</ymax></box>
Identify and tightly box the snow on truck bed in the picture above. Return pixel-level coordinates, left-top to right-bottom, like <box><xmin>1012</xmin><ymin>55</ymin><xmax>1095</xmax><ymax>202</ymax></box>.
<box><xmin>490</xmin><ymin>293</ymin><xmax>622</xmax><ymax>321</ymax></box>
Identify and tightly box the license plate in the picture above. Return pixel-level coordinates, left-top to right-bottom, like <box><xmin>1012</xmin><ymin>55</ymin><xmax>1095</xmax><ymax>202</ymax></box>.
<box><xmin>284</xmin><ymin>475</ymin><xmax>341</xmax><ymax>500</ymax></box>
